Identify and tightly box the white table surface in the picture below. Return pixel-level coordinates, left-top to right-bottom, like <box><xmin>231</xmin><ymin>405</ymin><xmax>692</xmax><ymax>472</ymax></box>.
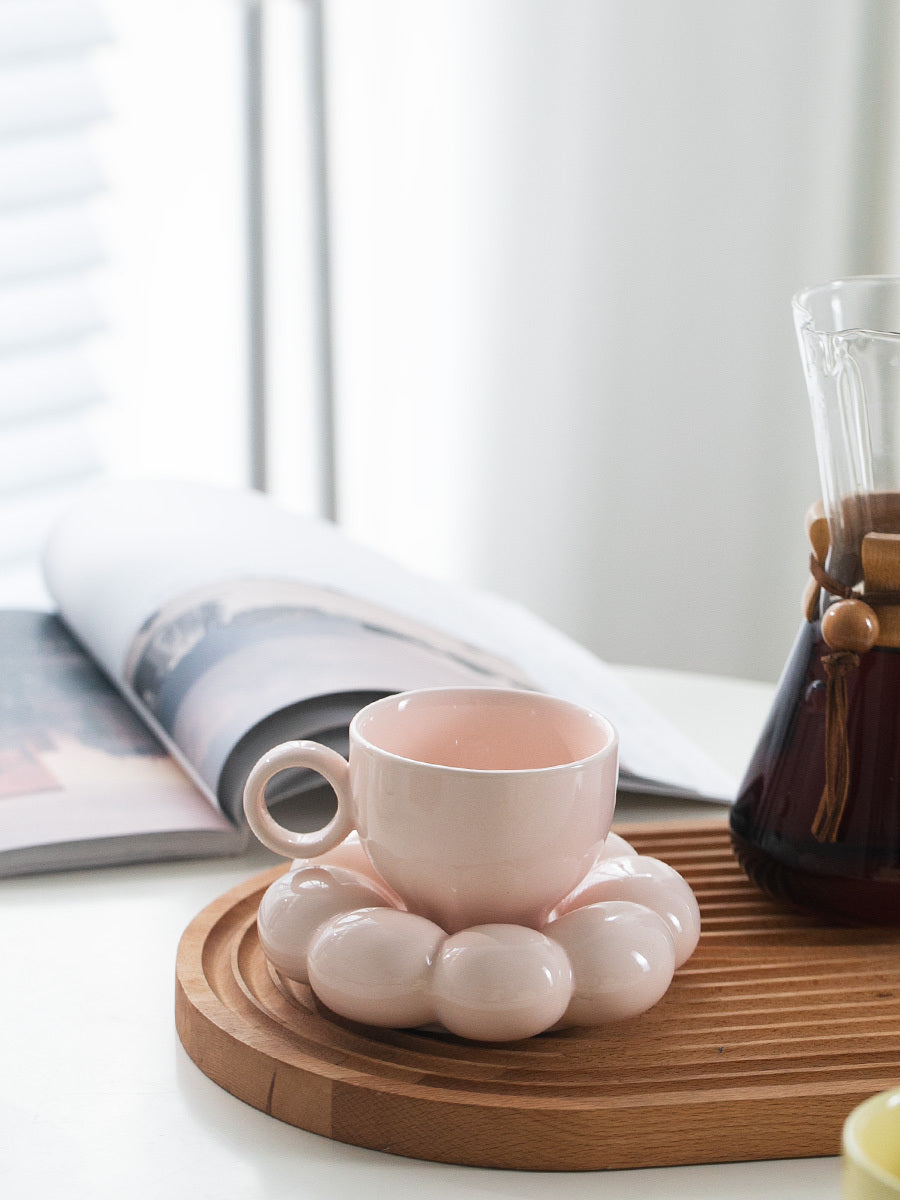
<box><xmin>0</xmin><ymin>667</ymin><xmax>847</xmax><ymax>1199</ymax></box>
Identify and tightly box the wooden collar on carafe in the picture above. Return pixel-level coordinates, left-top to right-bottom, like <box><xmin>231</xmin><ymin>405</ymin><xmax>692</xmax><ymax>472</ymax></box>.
<box><xmin>804</xmin><ymin>502</ymin><xmax>900</xmax><ymax>843</ymax></box>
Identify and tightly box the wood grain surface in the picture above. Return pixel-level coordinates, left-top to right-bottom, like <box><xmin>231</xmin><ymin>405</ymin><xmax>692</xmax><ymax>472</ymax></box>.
<box><xmin>862</xmin><ymin>531</ymin><xmax>900</xmax><ymax>646</ymax></box>
<box><xmin>174</xmin><ymin>820</ymin><xmax>900</xmax><ymax>1171</ymax></box>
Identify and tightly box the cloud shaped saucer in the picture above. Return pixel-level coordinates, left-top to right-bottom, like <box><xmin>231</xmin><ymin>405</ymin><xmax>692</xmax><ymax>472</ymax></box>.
<box><xmin>255</xmin><ymin>831</ymin><xmax>700</xmax><ymax>1042</ymax></box>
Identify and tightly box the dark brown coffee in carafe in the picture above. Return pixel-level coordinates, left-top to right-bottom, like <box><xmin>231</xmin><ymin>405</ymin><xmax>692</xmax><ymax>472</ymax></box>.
<box><xmin>730</xmin><ymin>619</ymin><xmax>900</xmax><ymax>923</ymax></box>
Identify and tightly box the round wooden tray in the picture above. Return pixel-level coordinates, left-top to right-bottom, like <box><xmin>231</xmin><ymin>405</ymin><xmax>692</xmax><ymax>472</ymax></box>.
<box><xmin>175</xmin><ymin>820</ymin><xmax>900</xmax><ymax>1171</ymax></box>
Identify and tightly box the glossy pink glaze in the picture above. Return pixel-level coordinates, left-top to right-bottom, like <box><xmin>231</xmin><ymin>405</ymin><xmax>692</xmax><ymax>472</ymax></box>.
<box><xmin>292</xmin><ymin>833</ymin><xmax>407</xmax><ymax>909</ymax></box>
<box><xmin>307</xmin><ymin>907</ymin><xmax>444</xmax><ymax>1028</ymax></box>
<box><xmin>248</xmin><ymin>687</ymin><xmax>699</xmax><ymax>1040</ymax></box>
<box><xmin>597</xmin><ymin>831</ymin><xmax>638</xmax><ymax>860</ymax></box>
<box><xmin>431</xmin><ymin>925</ymin><xmax>573</xmax><ymax>1041</ymax></box>
<box><xmin>351</xmin><ymin>689</ymin><xmax>619</xmax><ymax>932</ymax></box>
<box><xmin>550</xmin><ymin>853</ymin><xmax>701</xmax><ymax>967</ymax></box>
<box><xmin>245</xmin><ymin>688</ymin><xmax>619</xmax><ymax>934</ymax></box>
<box><xmin>355</xmin><ymin>687</ymin><xmax>610</xmax><ymax>769</ymax></box>
<box><xmin>256</xmin><ymin>863</ymin><xmax>394</xmax><ymax>984</ymax></box>
<box><xmin>545</xmin><ymin>900</ymin><xmax>676</xmax><ymax>1026</ymax></box>
<box><xmin>256</xmin><ymin>841</ymin><xmax>699</xmax><ymax>1040</ymax></box>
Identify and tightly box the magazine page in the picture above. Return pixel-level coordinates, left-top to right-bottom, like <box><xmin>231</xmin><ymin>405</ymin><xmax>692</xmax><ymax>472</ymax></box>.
<box><xmin>0</xmin><ymin>611</ymin><xmax>241</xmax><ymax>875</ymax></box>
<box><xmin>117</xmin><ymin>577</ymin><xmax>530</xmax><ymax>820</ymax></box>
<box><xmin>42</xmin><ymin>478</ymin><xmax>736</xmax><ymax>807</ymax></box>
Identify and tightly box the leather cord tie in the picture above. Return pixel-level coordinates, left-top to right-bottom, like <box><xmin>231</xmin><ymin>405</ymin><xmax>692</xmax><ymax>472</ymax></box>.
<box><xmin>807</xmin><ymin>554</ymin><xmax>885</xmax><ymax>844</ymax></box>
<box><xmin>808</xmin><ymin>554</ymin><xmax>900</xmax><ymax>609</ymax></box>
<box><xmin>811</xmin><ymin>650</ymin><xmax>859</xmax><ymax>843</ymax></box>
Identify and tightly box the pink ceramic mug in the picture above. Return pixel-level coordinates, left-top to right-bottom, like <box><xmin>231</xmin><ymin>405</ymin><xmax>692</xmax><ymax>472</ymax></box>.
<box><xmin>242</xmin><ymin>686</ymin><xmax>619</xmax><ymax>933</ymax></box>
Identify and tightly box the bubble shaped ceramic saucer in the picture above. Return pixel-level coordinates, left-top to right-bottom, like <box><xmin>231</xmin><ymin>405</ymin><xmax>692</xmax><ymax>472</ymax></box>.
<box><xmin>255</xmin><ymin>830</ymin><xmax>700</xmax><ymax>1042</ymax></box>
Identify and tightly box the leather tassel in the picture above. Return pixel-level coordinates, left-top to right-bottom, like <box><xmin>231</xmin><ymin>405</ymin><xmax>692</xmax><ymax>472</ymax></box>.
<box><xmin>811</xmin><ymin>651</ymin><xmax>859</xmax><ymax>843</ymax></box>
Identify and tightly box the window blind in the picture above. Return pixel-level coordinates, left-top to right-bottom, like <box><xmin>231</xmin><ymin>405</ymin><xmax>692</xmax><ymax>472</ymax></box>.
<box><xmin>0</xmin><ymin>0</ymin><xmax>109</xmax><ymax>602</ymax></box>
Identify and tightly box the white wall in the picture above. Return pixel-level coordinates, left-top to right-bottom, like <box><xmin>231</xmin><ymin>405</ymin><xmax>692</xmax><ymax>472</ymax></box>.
<box><xmin>85</xmin><ymin>1</ymin><xmax>900</xmax><ymax>684</ymax></box>
<box><xmin>325</xmin><ymin>0</ymin><xmax>899</xmax><ymax>681</ymax></box>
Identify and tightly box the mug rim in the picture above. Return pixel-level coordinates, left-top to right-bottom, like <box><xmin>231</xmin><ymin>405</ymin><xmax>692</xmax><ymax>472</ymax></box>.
<box><xmin>348</xmin><ymin>686</ymin><xmax>618</xmax><ymax>776</ymax></box>
<box><xmin>843</xmin><ymin>1086</ymin><xmax>900</xmax><ymax>1193</ymax></box>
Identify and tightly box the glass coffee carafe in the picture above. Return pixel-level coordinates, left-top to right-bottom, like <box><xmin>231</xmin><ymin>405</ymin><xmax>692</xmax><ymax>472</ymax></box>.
<box><xmin>730</xmin><ymin>277</ymin><xmax>900</xmax><ymax>924</ymax></box>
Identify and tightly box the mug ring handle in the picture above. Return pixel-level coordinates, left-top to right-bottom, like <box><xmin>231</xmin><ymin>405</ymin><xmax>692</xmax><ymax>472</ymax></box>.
<box><xmin>242</xmin><ymin>740</ymin><xmax>355</xmax><ymax>859</ymax></box>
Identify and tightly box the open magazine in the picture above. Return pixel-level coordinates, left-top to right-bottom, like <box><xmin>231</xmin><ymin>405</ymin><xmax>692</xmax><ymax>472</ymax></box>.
<box><xmin>0</xmin><ymin>479</ymin><xmax>736</xmax><ymax>875</ymax></box>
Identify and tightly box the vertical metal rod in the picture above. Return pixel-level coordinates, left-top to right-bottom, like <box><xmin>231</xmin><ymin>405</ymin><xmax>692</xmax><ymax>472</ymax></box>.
<box><xmin>244</xmin><ymin>0</ymin><xmax>267</xmax><ymax>491</ymax></box>
<box><xmin>306</xmin><ymin>0</ymin><xmax>338</xmax><ymax>521</ymax></box>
